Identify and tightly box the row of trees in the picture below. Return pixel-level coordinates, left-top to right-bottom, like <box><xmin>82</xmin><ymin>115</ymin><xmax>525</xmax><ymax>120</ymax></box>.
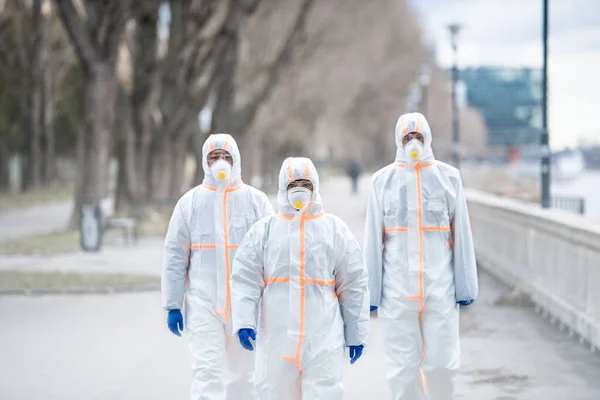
<box><xmin>1</xmin><ymin>0</ymin><xmax>315</xmax><ymax>218</ymax></box>
<box><xmin>0</xmin><ymin>0</ymin><xmax>74</xmax><ymax>191</ymax></box>
<box><xmin>0</xmin><ymin>0</ymin><xmax>486</xmax><ymax>222</ymax></box>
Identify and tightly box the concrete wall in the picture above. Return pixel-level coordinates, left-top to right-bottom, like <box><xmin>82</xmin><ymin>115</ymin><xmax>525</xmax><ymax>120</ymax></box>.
<box><xmin>466</xmin><ymin>189</ymin><xmax>600</xmax><ymax>350</ymax></box>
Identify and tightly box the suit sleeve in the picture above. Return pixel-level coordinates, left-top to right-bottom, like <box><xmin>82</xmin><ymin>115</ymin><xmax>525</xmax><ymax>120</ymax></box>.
<box><xmin>363</xmin><ymin>177</ymin><xmax>384</xmax><ymax>307</ymax></box>
<box><xmin>335</xmin><ymin>221</ymin><xmax>370</xmax><ymax>346</ymax></box>
<box><xmin>452</xmin><ymin>177</ymin><xmax>479</xmax><ymax>301</ymax></box>
<box><xmin>161</xmin><ymin>197</ymin><xmax>191</xmax><ymax>310</ymax></box>
<box><xmin>230</xmin><ymin>222</ymin><xmax>267</xmax><ymax>333</ymax></box>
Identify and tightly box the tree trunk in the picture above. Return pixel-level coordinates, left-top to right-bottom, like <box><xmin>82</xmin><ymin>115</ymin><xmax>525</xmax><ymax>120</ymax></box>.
<box><xmin>43</xmin><ymin>110</ymin><xmax>56</xmax><ymax>184</ymax></box>
<box><xmin>115</xmin><ymin>129</ymin><xmax>136</xmax><ymax>214</ymax></box>
<box><xmin>211</xmin><ymin>34</ymin><xmax>239</xmax><ymax>135</ymax></box>
<box><xmin>168</xmin><ymin>134</ymin><xmax>188</xmax><ymax>197</ymax></box>
<box><xmin>67</xmin><ymin>65</ymin><xmax>116</xmax><ymax>227</ymax></box>
<box><xmin>56</xmin><ymin>0</ymin><xmax>125</xmax><ymax>228</ymax></box>
<box><xmin>80</xmin><ymin>64</ymin><xmax>117</xmax><ymax>203</ymax></box>
<box><xmin>259</xmin><ymin>137</ymin><xmax>281</xmax><ymax>190</ymax></box>
<box><xmin>68</xmin><ymin>126</ymin><xmax>85</xmax><ymax>228</ymax></box>
<box><xmin>193</xmin><ymin>131</ymin><xmax>206</xmax><ymax>186</ymax></box>
<box><xmin>25</xmin><ymin>88</ymin><xmax>43</xmax><ymax>190</ymax></box>
<box><xmin>115</xmin><ymin>89</ymin><xmax>137</xmax><ymax>213</ymax></box>
<box><xmin>22</xmin><ymin>0</ymin><xmax>44</xmax><ymax>191</ymax></box>
<box><xmin>0</xmin><ymin>142</ymin><xmax>9</xmax><ymax>190</ymax></box>
<box><xmin>131</xmin><ymin>6</ymin><xmax>160</xmax><ymax>199</ymax></box>
<box><xmin>259</xmin><ymin>142</ymin><xmax>270</xmax><ymax>189</ymax></box>
<box><xmin>148</xmin><ymin>133</ymin><xmax>191</xmax><ymax>200</ymax></box>
<box><xmin>236</xmin><ymin>132</ymin><xmax>255</xmax><ymax>184</ymax></box>
<box><xmin>148</xmin><ymin>132</ymin><xmax>172</xmax><ymax>200</ymax></box>
<box><xmin>42</xmin><ymin>55</ymin><xmax>56</xmax><ymax>184</ymax></box>
<box><xmin>133</xmin><ymin>107</ymin><xmax>154</xmax><ymax>198</ymax></box>
<box><xmin>23</xmin><ymin>73</ymin><xmax>44</xmax><ymax>191</ymax></box>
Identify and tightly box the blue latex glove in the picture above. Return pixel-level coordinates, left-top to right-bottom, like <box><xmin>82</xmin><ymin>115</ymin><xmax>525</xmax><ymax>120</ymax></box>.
<box><xmin>238</xmin><ymin>328</ymin><xmax>256</xmax><ymax>351</ymax></box>
<box><xmin>458</xmin><ymin>299</ymin><xmax>474</xmax><ymax>307</ymax></box>
<box><xmin>370</xmin><ymin>305</ymin><xmax>378</xmax><ymax>312</ymax></box>
<box><xmin>349</xmin><ymin>345</ymin><xmax>364</xmax><ymax>364</ymax></box>
<box><xmin>167</xmin><ymin>309</ymin><xmax>184</xmax><ymax>336</ymax></box>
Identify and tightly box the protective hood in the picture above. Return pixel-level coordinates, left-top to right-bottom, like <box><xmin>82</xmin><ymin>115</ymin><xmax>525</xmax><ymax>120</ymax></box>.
<box><xmin>394</xmin><ymin>112</ymin><xmax>435</xmax><ymax>164</ymax></box>
<box><xmin>277</xmin><ymin>157</ymin><xmax>324</xmax><ymax>216</ymax></box>
<box><xmin>202</xmin><ymin>133</ymin><xmax>242</xmax><ymax>187</ymax></box>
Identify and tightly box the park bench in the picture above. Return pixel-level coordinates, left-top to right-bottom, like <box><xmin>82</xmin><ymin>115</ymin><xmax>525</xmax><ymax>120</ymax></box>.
<box><xmin>99</xmin><ymin>198</ymin><xmax>138</xmax><ymax>245</ymax></box>
<box><xmin>80</xmin><ymin>196</ymin><xmax>180</xmax><ymax>251</ymax></box>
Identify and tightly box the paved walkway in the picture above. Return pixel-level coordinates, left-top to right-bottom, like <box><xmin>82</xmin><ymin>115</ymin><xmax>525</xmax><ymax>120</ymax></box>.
<box><xmin>0</xmin><ymin>236</ymin><xmax>164</xmax><ymax>275</ymax></box>
<box><xmin>1</xmin><ymin>177</ymin><xmax>600</xmax><ymax>399</ymax></box>
<box><xmin>0</xmin><ymin>200</ymin><xmax>72</xmax><ymax>242</ymax></box>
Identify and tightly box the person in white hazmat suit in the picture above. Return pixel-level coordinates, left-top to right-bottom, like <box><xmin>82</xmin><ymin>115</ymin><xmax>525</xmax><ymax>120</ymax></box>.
<box><xmin>161</xmin><ymin>133</ymin><xmax>274</xmax><ymax>400</ymax></box>
<box><xmin>363</xmin><ymin>113</ymin><xmax>478</xmax><ymax>400</ymax></box>
<box><xmin>230</xmin><ymin>157</ymin><xmax>370</xmax><ymax>400</ymax></box>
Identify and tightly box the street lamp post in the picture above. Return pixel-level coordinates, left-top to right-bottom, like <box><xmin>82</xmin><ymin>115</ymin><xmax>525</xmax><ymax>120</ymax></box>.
<box><xmin>419</xmin><ymin>63</ymin><xmax>433</xmax><ymax>153</ymax></box>
<box><xmin>448</xmin><ymin>23</ymin><xmax>461</xmax><ymax>169</ymax></box>
<box><xmin>541</xmin><ymin>0</ymin><xmax>551</xmax><ymax>208</ymax></box>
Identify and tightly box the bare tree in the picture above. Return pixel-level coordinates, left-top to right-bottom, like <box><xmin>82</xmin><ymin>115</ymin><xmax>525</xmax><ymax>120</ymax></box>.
<box><xmin>239</xmin><ymin>0</ymin><xmax>429</xmax><ymax>174</ymax></box>
<box><xmin>147</xmin><ymin>0</ymin><xmax>230</xmax><ymax>199</ymax></box>
<box><xmin>112</xmin><ymin>0</ymin><xmax>162</xmax><ymax>211</ymax></box>
<box><xmin>0</xmin><ymin>0</ymin><xmax>72</xmax><ymax>191</ymax></box>
<box><xmin>122</xmin><ymin>0</ymin><xmax>264</xmax><ymax>201</ymax></box>
<box><xmin>213</xmin><ymin>0</ymin><xmax>316</xmax><ymax>132</ymax></box>
<box><xmin>112</xmin><ymin>0</ymin><xmax>316</xmax><ymax>204</ymax></box>
<box><xmin>202</xmin><ymin>0</ymin><xmax>316</xmax><ymax>183</ymax></box>
<box><xmin>55</xmin><ymin>0</ymin><xmax>127</xmax><ymax>224</ymax></box>
<box><xmin>0</xmin><ymin>0</ymin><xmax>42</xmax><ymax>191</ymax></box>
<box><xmin>25</xmin><ymin>0</ymin><xmax>44</xmax><ymax>189</ymax></box>
<box><xmin>41</xmin><ymin>3</ymin><xmax>74</xmax><ymax>184</ymax></box>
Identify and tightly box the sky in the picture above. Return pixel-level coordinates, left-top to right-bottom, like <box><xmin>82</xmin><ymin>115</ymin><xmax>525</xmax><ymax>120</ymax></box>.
<box><xmin>407</xmin><ymin>0</ymin><xmax>600</xmax><ymax>149</ymax></box>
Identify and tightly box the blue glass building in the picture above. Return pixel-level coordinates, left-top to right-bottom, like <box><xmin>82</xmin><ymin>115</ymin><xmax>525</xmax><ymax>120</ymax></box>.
<box><xmin>459</xmin><ymin>67</ymin><xmax>543</xmax><ymax>147</ymax></box>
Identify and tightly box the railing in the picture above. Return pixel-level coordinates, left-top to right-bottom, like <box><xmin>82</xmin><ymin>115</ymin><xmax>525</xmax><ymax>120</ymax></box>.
<box><xmin>552</xmin><ymin>196</ymin><xmax>585</xmax><ymax>215</ymax></box>
<box><xmin>466</xmin><ymin>189</ymin><xmax>600</xmax><ymax>351</ymax></box>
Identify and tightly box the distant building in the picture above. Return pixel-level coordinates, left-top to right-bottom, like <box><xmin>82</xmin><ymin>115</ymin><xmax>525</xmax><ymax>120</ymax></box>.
<box><xmin>458</xmin><ymin>67</ymin><xmax>543</xmax><ymax>147</ymax></box>
<box><xmin>581</xmin><ymin>146</ymin><xmax>600</xmax><ymax>170</ymax></box>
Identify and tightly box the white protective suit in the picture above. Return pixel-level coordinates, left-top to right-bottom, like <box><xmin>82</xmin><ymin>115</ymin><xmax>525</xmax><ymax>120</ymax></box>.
<box><xmin>231</xmin><ymin>157</ymin><xmax>370</xmax><ymax>400</ymax></box>
<box><xmin>162</xmin><ymin>133</ymin><xmax>274</xmax><ymax>400</ymax></box>
<box><xmin>363</xmin><ymin>113</ymin><xmax>478</xmax><ymax>400</ymax></box>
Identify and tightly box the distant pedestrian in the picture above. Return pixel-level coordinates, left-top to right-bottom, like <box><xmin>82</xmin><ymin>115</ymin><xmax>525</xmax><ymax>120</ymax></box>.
<box><xmin>346</xmin><ymin>160</ymin><xmax>361</xmax><ymax>195</ymax></box>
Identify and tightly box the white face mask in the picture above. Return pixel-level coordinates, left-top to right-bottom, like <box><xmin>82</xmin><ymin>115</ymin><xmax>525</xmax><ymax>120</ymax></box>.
<box><xmin>210</xmin><ymin>160</ymin><xmax>232</xmax><ymax>182</ymax></box>
<box><xmin>404</xmin><ymin>139</ymin><xmax>424</xmax><ymax>162</ymax></box>
<box><xmin>287</xmin><ymin>187</ymin><xmax>312</xmax><ymax>210</ymax></box>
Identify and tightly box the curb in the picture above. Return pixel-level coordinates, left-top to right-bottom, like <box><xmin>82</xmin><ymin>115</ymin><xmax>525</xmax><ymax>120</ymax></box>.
<box><xmin>0</xmin><ymin>283</ymin><xmax>161</xmax><ymax>296</ymax></box>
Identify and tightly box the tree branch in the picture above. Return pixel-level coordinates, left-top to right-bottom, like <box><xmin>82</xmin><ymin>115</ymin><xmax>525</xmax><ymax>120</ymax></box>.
<box><xmin>12</xmin><ymin>0</ymin><xmax>30</xmax><ymax>74</ymax></box>
<box><xmin>239</xmin><ymin>0</ymin><xmax>263</xmax><ymax>15</ymax></box>
<box><xmin>131</xmin><ymin>4</ymin><xmax>160</xmax><ymax>98</ymax></box>
<box><xmin>97</xmin><ymin>0</ymin><xmax>127</xmax><ymax>63</ymax></box>
<box><xmin>157</xmin><ymin>0</ymin><xmax>188</xmax><ymax>85</ymax></box>
<box><xmin>198</xmin><ymin>0</ymin><xmax>231</xmax><ymax>40</ymax></box>
<box><xmin>0</xmin><ymin>18</ymin><xmax>14</xmax><ymax>66</ymax></box>
<box><xmin>238</xmin><ymin>0</ymin><xmax>315</xmax><ymax>126</ymax></box>
<box><xmin>128</xmin><ymin>0</ymin><xmax>163</xmax><ymax>18</ymax></box>
<box><xmin>176</xmin><ymin>0</ymin><xmax>232</xmax><ymax>87</ymax></box>
<box><xmin>163</xmin><ymin>33</ymin><xmax>230</xmax><ymax>140</ymax></box>
<box><xmin>55</xmin><ymin>0</ymin><xmax>98</xmax><ymax>69</ymax></box>
<box><xmin>160</xmin><ymin>0</ymin><xmax>230</xmax><ymax>94</ymax></box>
